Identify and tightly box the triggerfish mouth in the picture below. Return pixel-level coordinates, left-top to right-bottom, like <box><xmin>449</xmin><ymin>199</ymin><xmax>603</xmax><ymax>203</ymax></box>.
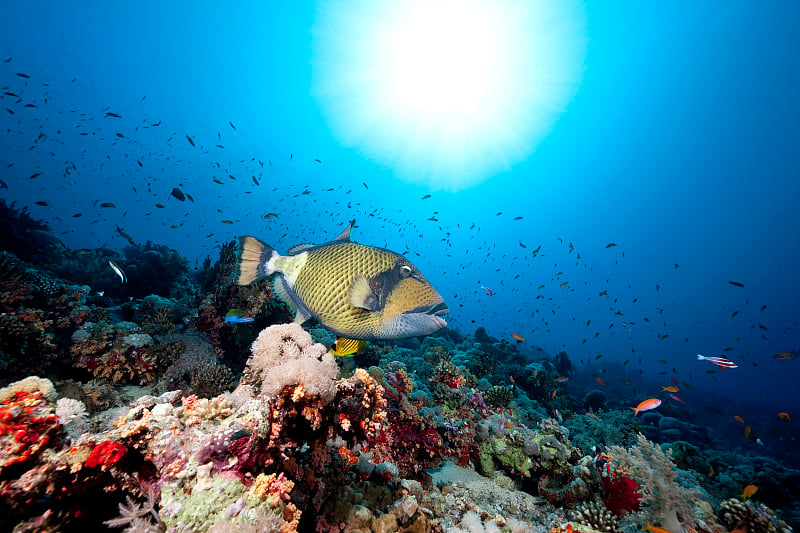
<box><xmin>235</xmin><ymin>220</ymin><xmax>448</xmax><ymax>354</ymax></box>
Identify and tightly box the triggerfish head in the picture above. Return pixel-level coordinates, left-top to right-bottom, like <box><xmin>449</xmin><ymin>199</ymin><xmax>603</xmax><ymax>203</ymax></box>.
<box><xmin>235</xmin><ymin>220</ymin><xmax>448</xmax><ymax>346</ymax></box>
<box><xmin>224</xmin><ymin>309</ymin><xmax>255</xmax><ymax>324</ymax></box>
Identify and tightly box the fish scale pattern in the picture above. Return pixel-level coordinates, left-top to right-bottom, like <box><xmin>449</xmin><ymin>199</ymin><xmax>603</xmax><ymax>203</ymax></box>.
<box><xmin>294</xmin><ymin>242</ymin><xmax>395</xmax><ymax>339</ymax></box>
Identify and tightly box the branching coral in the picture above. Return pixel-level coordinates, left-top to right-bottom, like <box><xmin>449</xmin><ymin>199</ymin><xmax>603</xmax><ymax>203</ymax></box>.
<box><xmin>606</xmin><ymin>433</ymin><xmax>704</xmax><ymax>524</ymax></box>
<box><xmin>571</xmin><ymin>501</ymin><xmax>620</xmax><ymax>533</ymax></box>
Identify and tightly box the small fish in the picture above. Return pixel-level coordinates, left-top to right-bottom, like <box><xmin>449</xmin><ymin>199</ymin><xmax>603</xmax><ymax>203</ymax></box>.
<box><xmin>105</xmin><ymin>111</ymin><xmax>121</xmax><ymax>118</ymax></box>
<box><xmin>697</xmin><ymin>353</ymin><xmax>738</xmax><ymax>369</ymax></box>
<box><xmin>774</xmin><ymin>351</ymin><xmax>796</xmax><ymax>360</ymax></box>
<box><xmin>669</xmin><ymin>393</ymin><xmax>685</xmax><ymax>403</ymax></box>
<box><xmin>741</xmin><ymin>484</ymin><xmax>757</xmax><ymax>500</ymax></box>
<box><xmin>186</xmin><ymin>134</ymin><xmax>195</xmax><ymax>147</ymax></box>
<box><xmin>728</xmin><ymin>281</ymin><xmax>745</xmax><ymax>287</ymax></box>
<box><xmin>100</xmin><ymin>202</ymin><xmax>116</xmax><ymax>208</ymax></box>
<box><xmin>224</xmin><ymin>309</ymin><xmax>254</xmax><ymax>324</ymax></box>
<box><xmin>421</xmin><ymin>194</ymin><xmax>431</xmax><ymax>200</ymax></box>
<box><xmin>262</xmin><ymin>213</ymin><xmax>279</xmax><ymax>219</ymax></box>
<box><xmin>661</xmin><ymin>386</ymin><xmax>679</xmax><ymax>393</ymax></box>
<box><xmin>777</xmin><ymin>412</ymin><xmax>791</xmax><ymax>422</ymax></box>
<box><xmin>108</xmin><ymin>261</ymin><xmax>127</xmax><ymax>283</ymax></box>
<box><xmin>481</xmin><ymin>286</ymin><xmax>494</xmax><ymax>296</ymax></box>
<box><xmin>511</xmin><ymin>333</ymin><xmax>525</xmax><ymax>343</ymax></box>
<box><xmin>221</xmin><ymin>220</ymin><xmax>234</xmax><ymax>224</ymax></box>
<box><xmin>555</xmin><ymin>376</ymin><xmax>570</xmax><ymax>382</ymax></box>
<box><xmin>645</xmin><ymin>523</ymin><xmax>672</xmax><ymax>533</ymax></box>
<box><xmin>171</xmin><ymin>187</ymin><xmax>186</xmax><ymax>201</ymax></box>
<box><xmin>595</xmin><ymin>377</ymin><xmax>605</xmax><ymax>387</ymax></box>
<box><xmin>632</xmin><ymin>398</ymin><xmax>662</xmax><ymax>416</ymax></box>
<box><xmin>743</xmin><ymin>425</ymin><xmax>751</xmax><ymax>439</ymax></box>
<box><xmin>605</xmin><ymin>242</ymin><xmax>618</xmax><ymax>248</ymax></box>
<box><xmin>551</xmin><ymin>390</ymin><xmax>557</xmax><ymax>400</ymax></box>
<box><xmin>29</xmin><ymin>172</ymin><xmax>42</xmax><ymax>179</ymax></box>
<box><xmin>586</xmin><ymin>413</ymin><xmax>600</xmax><ymax>421</ymax></box>
<box><xmin>15</xmin><ymin>72</ymin><xmax>31</xmax><ymax>78</ymax></box>
<box><xmin>709</xmin><ymin>465</ymin><xmax>715</xmax><ymax>478</ymax></box>
<box><xmin>314</xmin><ymin>159</ymin><xmax>322</xmax><ymax>163</ymax></box>
<box><xmin>35</xmin><ymin>201</ymin><xmax>49</xmax><ymax>207</ymax></box>
<box><xmin>734</xmin><ymin>415</ymin><xmax>745</xmax><ymax>424</ymax></box>
<box><xmin>329</xmin><ymin>337</ymin><xmax>366</xmax><ymax>357</ymax></box>
<box><xmin>559</xmin><ymin>281</ymin><xmax>568</xmax><ymax>288</ymax></box>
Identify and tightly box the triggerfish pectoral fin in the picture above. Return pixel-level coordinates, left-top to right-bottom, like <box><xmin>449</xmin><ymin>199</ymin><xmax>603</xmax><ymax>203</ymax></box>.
<box><xmin>329</xmin><ymin>337</ymin><xmax>366</xmax><ymax>357</ymax></box>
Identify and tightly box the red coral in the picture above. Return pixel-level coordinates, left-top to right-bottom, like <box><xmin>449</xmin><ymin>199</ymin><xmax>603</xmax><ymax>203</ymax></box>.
<box><xmin>602</xmin><ymin>472</ymin><xmax>642</xmax><ymax>516</ymax></box>
<box><xmin>0</xmin><ymin>390</ymin><xmax>61</xmax><ymax>467</ymax></box>
<box><xmin>85</xmin><ymin>440</ymin><xmax>126</xmax><ymax>469</ymax></box>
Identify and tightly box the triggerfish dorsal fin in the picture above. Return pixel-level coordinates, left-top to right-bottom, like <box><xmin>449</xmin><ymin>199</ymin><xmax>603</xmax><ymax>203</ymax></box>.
<box><xmin>329</xmin><ymin>337</ymin><xmax>367</xmax><ymax>357</ymax></box>
<box><xmin>348</xmin><ymin>276</ymin><xmax>380</xmax><ymax>311</ymax></box>
<box><xmin>287</xmin><ymin>243</ymin><xmax>315</xmax><ymax>255</ymax></box>
<box><xmin>333</xmin><ymin>219</ymin><xmax>356</xmax><ymax>243</ymax></box>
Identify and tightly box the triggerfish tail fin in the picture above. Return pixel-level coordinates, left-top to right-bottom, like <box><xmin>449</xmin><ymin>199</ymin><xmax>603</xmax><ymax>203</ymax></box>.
<box><xmin>329</xmin><ymin>337</ymin><xmax>366</xmax><ymax>357</ymax></box>
<box><xmin>236</xmin><ymin>236</ymin><xmax>277</xmax><ymax>285</ymax></box>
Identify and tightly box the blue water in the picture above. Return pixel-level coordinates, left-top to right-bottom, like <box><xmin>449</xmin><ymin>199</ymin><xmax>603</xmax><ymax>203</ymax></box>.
<box><xmin>2</xmin><ymin>0</ymin><xmax>799</xmax><ymax>462</ymax></box>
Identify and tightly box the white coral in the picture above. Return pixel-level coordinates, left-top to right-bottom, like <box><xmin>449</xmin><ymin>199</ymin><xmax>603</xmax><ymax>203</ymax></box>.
<box><xmin>56</xmin><ymin>397</ymin><xmax>88</xmax><ymax>424</ymax></box>
<box><xmin>248</xmin><ymin>323</ymin><xmax>339</xmax><ymax>404</ymax></box>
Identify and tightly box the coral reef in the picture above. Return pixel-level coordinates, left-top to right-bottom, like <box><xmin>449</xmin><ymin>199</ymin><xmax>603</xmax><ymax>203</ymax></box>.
<box><xmin>718</xmin><ymin>498</ymin><xmax>792</xmax><ymax>533</ymax></box>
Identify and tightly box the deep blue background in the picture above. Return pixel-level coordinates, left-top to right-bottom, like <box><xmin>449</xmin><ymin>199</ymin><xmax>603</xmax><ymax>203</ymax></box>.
<box><xmin>2</xmin><ymin>2</ymin><xmax>798</xmax><ymax>458</ymax></box>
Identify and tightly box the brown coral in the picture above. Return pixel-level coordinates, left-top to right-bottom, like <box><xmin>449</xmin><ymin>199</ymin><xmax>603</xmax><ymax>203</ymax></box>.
<box><xmin>718</xmin><ymin>498</ymin><xmax>792</xmax><ymax>533</ymax></box>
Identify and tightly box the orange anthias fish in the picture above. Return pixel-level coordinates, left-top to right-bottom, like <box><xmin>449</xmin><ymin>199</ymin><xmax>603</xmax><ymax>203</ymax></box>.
<box><xmin>595</xmin><ymin>377</ymin><xmax>605</xmax><ymax>387</ymax></box>
<box><xmin>560</xmin><ymin>281</ymin><xmax>568</xmax><ymax>288</ymax></box>
<box><xmin>741</xmin><ymin>484</ymin><xmax>758</xmax><ymax>500</ymax></box>
<box><xmin>555</xmin><ymin>376</ymin><xmax>570</xmax><ymax>382</ymax></box>
<box><xmin>511</xmin><ymin>333</ymin><xmax>525</xmax><ymax>343</ymax></box>
<box><xmin>661</xmin><ymin>385</ymin><xmax>679</xmax><ymax>393</ymax></box>
<box><xmin>645</xmin><ymin>523</ymin><xmax>672</xmax><ymax>533</ymax></box>
<box><xmin>551</xmin><ymin>390</ymin><xmax>557</xmax><ymax>400</ymax></box>
<box><xmin>777</xmin><ymin>412</ymin><xmax>791</xmax><ymax>421</ymax></box>
<box><xmin>734</xmin><ymin>415</ymin><xmax>745</xmax><ymax>424</ymax></box>
<box><xmin>743</xmin><ymin>425</ymin><xmax>752</xmax><ymax>439</ymax></box>
<box><xmin>632</xmin><ymin>398</ymin><xmax>662</xmax><ymax>416</ymax></box>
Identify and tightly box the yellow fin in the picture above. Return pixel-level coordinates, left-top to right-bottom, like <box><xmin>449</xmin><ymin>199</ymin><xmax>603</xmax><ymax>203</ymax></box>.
<box><xmin>348</xmin><ymin>276</ymin><xmax>379</xmax><ymax>311</ymax></box>
<box><xmin>329</xmin><ymin>337</ymin><xmax>366</xmax><ymax>357</ymax></box>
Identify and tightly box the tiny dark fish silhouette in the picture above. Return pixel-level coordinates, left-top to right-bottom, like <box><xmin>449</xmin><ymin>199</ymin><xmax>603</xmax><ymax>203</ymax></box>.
<box><xmin>363</xmin><ymin>182</ymin><xmax>368</xmax><ymax>189</ymax></box>
<box><xmin>29</xmin><ymin>172</ymin><xmax>42</xmax><ymax>179</ymax></box>
<box><xmin>422</xmin><ymin>194</ymin><xmax>431</xmax><ymax>200</ymax></box>
<box><xmin>314</xmin><ymin>159</ymin><xmax>322</xmax><ymax>163</ymax></box>
<box><xmin>186</xmin><ymin>135</ymin><xmax>195</xmax><ymax>147</ymax></box>
<box><xmin>229</xmin><ymin>121</ymin><xmax>236</xmax><ymax>130</ymax></box>
<box><xmin>15</xmin><ymin>72</ymin><xmax>30</xmax><ymax>78</ymax></box>
<box><xmin>100</xmin><ymin>202</ymin><xmax>116</xmax><ymax>208</ymax></box>
<box><xmin>171</xmin><ymin>187</ymin><xmax>186</xmax><ymax>201</ymax></box>
<box><xmin>2</xmin><ymin>58</ymin><xmax>11</xmax><ymax>63</ymax></box>
<box><xmin>35</xmin><ymin>201</ymin><xmax>49</xmax><ymax>206</ymax></box>
<box><xmin>514</xmin><ymin>216</ymin><xmax>523</xmax><ymax>220</ymax></box>
<box><xmin>105</xmin><ymin>111</ymin><xmax>121</xmax><ymax>118</ymax></box>
<box><xmin>728</xmin><ymin>281</ymin><xmax>744</xmax><ymax>287</ymax></box>
<box><xmin>605</xmin><ymin>242</ymin><xmax>618</xmax><ymax>248</ymax></box>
